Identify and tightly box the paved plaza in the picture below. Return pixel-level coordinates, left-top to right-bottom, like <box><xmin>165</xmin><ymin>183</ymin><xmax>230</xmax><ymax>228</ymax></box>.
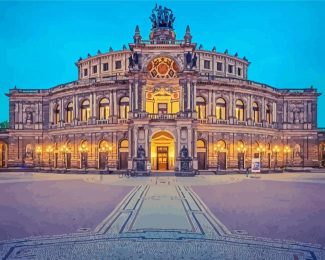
<box><xmin>0</xmin><ymin>172</ymin><xmax>325</xmax><ymax>259</ymax></box>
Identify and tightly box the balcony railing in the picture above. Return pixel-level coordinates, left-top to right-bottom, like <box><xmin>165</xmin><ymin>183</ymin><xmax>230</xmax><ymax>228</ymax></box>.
<box><xmin>216</xmin><ymin>119</ymin><xmax>229</xmax><ymax>125</ymax></box>
<box><xmin>148</xmin><ymin>113</ymin><xmax>177</xmax><ymax>120</ymax></box>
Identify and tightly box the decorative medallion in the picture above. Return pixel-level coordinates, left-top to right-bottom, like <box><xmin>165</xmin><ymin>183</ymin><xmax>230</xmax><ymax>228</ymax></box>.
<box><xmin>147</xmin><ymin>57</ymin><xmax>179</xmax><ymax>79</ymax></box>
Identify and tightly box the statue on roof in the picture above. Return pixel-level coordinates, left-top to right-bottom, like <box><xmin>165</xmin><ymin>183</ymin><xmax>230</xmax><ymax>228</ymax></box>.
<box><xmin>150</xmin><ymin>4</ymin><xmax>175</xmax><ymax>30</ymax></box>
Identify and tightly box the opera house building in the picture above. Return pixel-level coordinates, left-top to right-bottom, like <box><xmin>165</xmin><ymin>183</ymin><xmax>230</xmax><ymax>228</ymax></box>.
<box><xmin>0</xmin><ymin>6</ymin><xmax>324</xmax><ymax>172</ymax></box>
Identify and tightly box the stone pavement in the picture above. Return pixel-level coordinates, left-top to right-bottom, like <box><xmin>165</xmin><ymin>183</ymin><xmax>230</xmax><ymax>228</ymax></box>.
<box><xmin>1</xmin><ymin>173</ymin><xmax>325</xmax><ymax>259</ymax></box>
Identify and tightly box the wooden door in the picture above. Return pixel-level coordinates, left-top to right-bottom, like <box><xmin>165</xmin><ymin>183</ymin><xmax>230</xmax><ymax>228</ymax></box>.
<box><xmin>157</xmin><ymin>146</ymin><xmax>168</xmax><ymax>170</ymax></box>
<box><xmin>219</xmin><ymin>152</ymin><xmax>227</xmax><ymax>170</ymax></box>
<box><xmin>197</xmin><ymin>152</ymin><xmax>206</xmax><ymax>170</ymax></box>
<box><xmin>238</xmin><ymin>152</ymin><xmax>244</xmax><ymax>169</ymax></box>
<box><xmin>99</xmin><ymin>152</ymin><xmax>107</xmax><ymax>169</ymax></box>
<box><xmin>66</xmin><ymin>153</ymin><xmax>71</xmax><ymax>169</ymax></box>
<box><xmin>119</xmin><ymin>152</ymin><xmax>128</xmax><ymax>170</ymax></box>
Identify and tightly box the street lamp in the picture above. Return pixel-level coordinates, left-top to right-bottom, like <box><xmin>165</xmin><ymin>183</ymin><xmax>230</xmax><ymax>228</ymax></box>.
<box><xmin>256</xmin><ymin>145</ymin><xmax>266</xmax><ymax>169</ymax></box>
<box><xmin>46</xmin><ymin>145</ymin><xmax>54</xmax><ymax>172</ymax></box>
<box><xmin>35</xmin><ymin>145</ymin><xmax>42</xmax><ymax>171</ymax></box>
<box><xmin>237</xmin><ymin>144</ymin><xmax>247</xmax><ymax>171</ymax></box>
<box><xmin>272</xmin><ymin>145</ymin><xmax>280</xmax><ymax>171</ymax></box>
<box><xmin>283</xmin><ymin>145</ymin><xmax>291</xmax><ymax>171</ymax></box>
<box><xmin>79</xmin><ymin>143</ymin><xmax>89</xmax><ymax>174</ymax></box>
<box><xmin>60</xmin><ymin>145</ymin><xmax>70</xmax><ymax>173</ymax></box>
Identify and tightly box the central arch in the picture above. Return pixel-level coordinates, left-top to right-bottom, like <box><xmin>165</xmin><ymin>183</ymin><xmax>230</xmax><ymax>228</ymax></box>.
<box><xmin>150</xmin><ymin>131</ymin><xmax>175</xmax><ymax>171</ymax></box>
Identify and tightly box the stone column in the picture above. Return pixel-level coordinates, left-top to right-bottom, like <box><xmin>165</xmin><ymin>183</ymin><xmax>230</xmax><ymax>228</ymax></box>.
<box><xmin>212</xmin><ymin>91</ymin><xmax>216</xmax><ymax>116</ymax></box>
<box><xmin>93</xmin><ymin>92</ymin><xmax>97</xmax><ymax>119</ymax></box>
<box><xmin>109</xmin><ymin>91</ymin><xmax>113</xmax><ymax>118</ymax></box>
<box><xmin>113</xmin><ymin>90</ymin><xmax>117</xmax><ymax>116</ymax></box>
<box><xmin>49</xmin><ymin>101</ymin><xmax>53</xmax><ymax>124</ymax></box>
<box><xmin>135</xmin><ymin>81</ymin><xmax>138</xmax><ymax>111</ymax></box>
<box><xmin>193</xmin><ymin>129</ymin><xmax>198</xmax><ymax>170</ymax></box>
<box><xmin>60</xmin><ymin>99</ymin><xmax>64</xmax><ymax>125</ymax></box>
<box><xmin>193</xmin><ymin>81</ymin><xmax>197</xmax><ymax>112</ymax></box>
<box><xmin>187</xmin><ymin>128</ymin><xmax>192</xmax><ymax>157</ymax></box>
<box><xmin>129</xmin><ymin>80</ymin><xmax>133</xmax><ymax>112</ymax></box>
<box><xmin>187</xmin><ymin>80</ymin><xmax>191</xmax><ymax>110</ymax></box>
<box><xmin>134</xmin><ymin>127</ymin><xmax>138</xmax><ymax>157</ymax></box>
<box><xmin>179</xmin><ymin>80</ymin><xmax>184</xmax><ymax>112</ymax></box>
<box><xmin>144</xmin><ymin>127</ymin><xmax>149</xmax><ymax>158</ymax></box>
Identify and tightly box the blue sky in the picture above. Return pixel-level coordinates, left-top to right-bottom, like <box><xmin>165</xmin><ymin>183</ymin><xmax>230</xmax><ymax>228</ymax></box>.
<box><xmin>0</xmin><ymin>1</ymin><xmax>324</xmax><ymax>126</ymax></box>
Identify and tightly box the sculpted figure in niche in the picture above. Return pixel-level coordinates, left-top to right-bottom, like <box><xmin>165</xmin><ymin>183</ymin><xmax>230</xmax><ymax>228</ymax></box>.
<box><xmin>26</xmin><ymin>111</ymin><xmax>33</xmax><ymax>123</ymax></box>
<box><xmin>180</xmin><ymin>145</ymin><xmax>189</xmax><ymax>158</ymax></box>
<box><xmin>137</xmin><ymin>145</ymin><xmax>145</xmax><ymax>158</ymax></box>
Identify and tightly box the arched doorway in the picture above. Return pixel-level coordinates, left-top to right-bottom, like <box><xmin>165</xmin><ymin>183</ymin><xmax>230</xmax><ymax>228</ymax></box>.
<box><xmin>151</xmin><ymin>131</ymin><xmax>175</xmax><ymax>171</ymax></box>
<box><xmin>98</xmin><ymin>140</ymin><xmax>109</xmax><ymax>169</ymax></box>
<box><xmin>119</xmin><ymin>139</ymin><xmax>129</xmax><ymax>170</ymax></box>
<box><xmin>197</xmin><ymin>139</ymin><xmax>206</xmax><ymax>170</ymax></box>
<box><xmin>0</xmin><ymin>142</ymin><xmax>8</xmax><ymax>168</ymax></box>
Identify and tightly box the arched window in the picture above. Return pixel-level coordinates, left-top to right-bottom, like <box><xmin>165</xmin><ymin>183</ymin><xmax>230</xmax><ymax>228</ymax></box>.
<box><xmin>196</xmin><ymin>97</ymin><xmax>206</xmax><ymax>119</ymax></box>
<box><xmin>266</xmin><ymin>105</ymin><xmax>271</xmax><ymax>124</ymax></box>
<box><xmin>235</xmin><ymin>99</ymin><xmax>244</xmax><ymax>121</ymax></box>
<box><xmin>81</xmin><ymin>100</ymin><xmax>91</xmax><ymax>122</ymax></box>
<box><xmin>66</xmin><ymin>102</ymin><xmax>73</xmax><ymax>123</ymax></box>
<box><xmin>216</xmin><ymin>140</ymin><xmax>226</xmax><ymax>150</ymax></box>
<box><xmin>252</xmin><ymin>102</ymin><xmax>259</xmax><ymax>123</ymax></box>
<box><xmin>119</xmin><ymin>97</ymin><xmax>129</xmax><ymax>119</ymax></box>
<box><xmin>120</xmin><ymin>139</ymin><xmax>129</xmax><ymax>149</ymax></box>
<box><xmin>197</xmin><ymin>139</ymin><xmax>206</xmax><ymax>149</ymax></box>
<box><xmin>216</xmin><ymin>98</ymin><xmax>226</xmax><ymax>120</ymax></box>
<box><xmin>54</xmin><ymin>105</ymin><xmax>60</xmax><ymax>124</ymax></box>
<box><xmin>99</xmin><ymin>98</ymin><xmax>110</xmax><ymax>120</ymax></box>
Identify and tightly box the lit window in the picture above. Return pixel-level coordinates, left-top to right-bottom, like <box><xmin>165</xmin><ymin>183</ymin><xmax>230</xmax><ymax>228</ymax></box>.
<box><xmin>81</xmin><ymin>100</ymin><xmax>91</xmax><ymax>122</ymax></box>
<box><xmin>196</xmin><ymin>97</ymin><xmax>206</xmax><ymax>119</ymax></box>
<box><xmin>235</xmin><ymin>99</ymin><xmax>244</xmax><ymax>121</ymax></box>
<box><xmin>99</xmin><ymin>98</ymin><xmax>110</xmax><ymax>120</ymax></box>
<box><xmin>266</xmin><ymin>105</ymin><xmax>271</xmax><ymax>124</ymax></box>
<box><xmin>119</xmin><ymin>97</ymin><xmax>129</xmax><ymax>119</ymax></box>
<box><xmin>54</xmin><ymin>105</ymin><xmax>60</xmax><ymax>124</ymax></box>
<box><xmin>252</xmin><ymin>102</ymin><xmax>259</xmax><ymax>123</ymax></box>
<box><xmin>66</xmin><ymin>102</ymin><xmax>73</xmax><ymax>123</ymax></box>
<box><xmin>216</xmin><ymin>98</ymin><xmax>226</xmax><ymax>120</ymax></box>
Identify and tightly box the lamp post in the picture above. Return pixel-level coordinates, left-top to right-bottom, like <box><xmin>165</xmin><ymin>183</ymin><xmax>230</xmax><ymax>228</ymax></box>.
<box><xmin>256</xmin><ymin>145</ymin><xmax>266</xmax><ymax>170</ymax></box>
<box><xmin>272</xmin><ymin>145</ymin><xmax>280</xmax><ymax>171</ymax></box>
<box><xmin>237</xmin><ymin>144</ymin><xmax>247</xmax><ymax>171</ymax></box>
<box><xmin>60</xmin><ymin>145</ymin><xmax>69</xmax><ymax>173</ymax></box>
<box><xmin>35</xmin><ymin>146</ymin><xmax>42</xmax><ymax>172</ymax></box>
<box><xmin>79</xmin><ymin>143</ymin><xmax>89</xmax><ymax>174</ymax></box>
<box><xmin>283</xmin><ymin>145</ymin><xmax>291</xmax><ymax>171</ymax></box>
<box><xmin>46</xmin><ymin>145</ymin><xmax>54</xmax><ymax>172</ymax></box>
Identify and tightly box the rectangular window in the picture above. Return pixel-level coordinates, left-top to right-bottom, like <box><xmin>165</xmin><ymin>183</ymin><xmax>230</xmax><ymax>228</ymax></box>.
<box><xmin>228</xmin><ymin>65</ymin><xmax>233</xmax><ymax>74</ymax></box>
<box><xmin>237</xmin><ymin>67</ymin><xmax>242</xmax><ymax>76</ymax></box>
<box><xmin>103</xmin><ymin>63</ymin><xmax>109</xmax><ymax>71</ymax></box>
<box><xmin>217</xmin><ymin>62</ymin><xmax>223</xmax><ymax>71</ymax></box>
<box><xmin>158</xmin><ymin>103</ymin><xmax>168</xmax><ymax>114</ymax></box>
<box><xmin>92</xmin><ymin>65</ymin><xmax>97</xmax><ymax>74</ymax></box>
<box><xmin>84</xmin><ymin>68</ymin><xmax>88</xmax><ymax>77</ymax></box>
<box><xmin>204</xmin><ymin>60</ymin><xmax>211</xmax><ymax>69</ymax></box>
<box><xmin>115</xmin><ymin>60</ymin><xmax>122</xmax><ymax>69</ymax></box>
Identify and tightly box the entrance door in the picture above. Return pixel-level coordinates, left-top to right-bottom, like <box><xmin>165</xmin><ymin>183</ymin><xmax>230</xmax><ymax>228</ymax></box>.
<box><xmin>157</xmin><ymin>146</ymin><xmax>168</xmax><ymax>170</ymax></box>
<box><xmin>66</xmin><ymin>153</ymin><xmax>72</xmax><ymax>169</ymax></box>
<box><xmin>198</xmin><ymin>152</ymin><xmax>206</xmax><ymax>170</ymax></box>
<box><xmin>238</xmin><ymin>152</ymin><xmax>244</xmax><ymax>169</ymax></box>
<box><xmin>119</xmin><ymin>152</ymin><xmax>128</xmax><ymax>170</ymax></box>
<box><xmin>219</xmin><ymin>152</ymin><xmax>227</xmax><ymax>170</ymax></box>
<box><xmin>99</xmin><ymin>152</ymin><xmax>107</xmax><ymax>169</ymax></box>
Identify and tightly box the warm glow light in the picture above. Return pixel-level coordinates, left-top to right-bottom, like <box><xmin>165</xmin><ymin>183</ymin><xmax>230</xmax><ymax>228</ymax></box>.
<box><xmin>36</xmin><ymin>146</ymin><xmax>42</xmax><ymax>154</ymax></box>
<box><xmin>46</xmin><ymin>146</ymin><xmax>53</xmax><ymax>153</ymax></box>
<box><xmin>272</xmin><ymin>145</ymin><xmax>280</xmax><ymax>153</ymax></box>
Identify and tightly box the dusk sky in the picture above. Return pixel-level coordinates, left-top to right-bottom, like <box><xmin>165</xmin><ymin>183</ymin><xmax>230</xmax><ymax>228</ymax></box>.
<box><xmin>1</xmin><ymin>1</ymin><xmax>324</xmax><ymax>126</ymax></box>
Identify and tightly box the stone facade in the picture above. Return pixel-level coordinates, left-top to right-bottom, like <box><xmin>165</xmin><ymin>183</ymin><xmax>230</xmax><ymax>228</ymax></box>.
<box><xmin>0</xmin><ymin>6</ymin><xmax>324</xmax><ymax>171</ymax></box>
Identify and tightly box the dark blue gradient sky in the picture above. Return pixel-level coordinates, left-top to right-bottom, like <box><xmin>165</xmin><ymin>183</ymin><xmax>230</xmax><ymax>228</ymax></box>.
<box><xmin>0</xmin><ymin>1</ymin><xmax>324</xmax><ymax>126</ymax></box>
